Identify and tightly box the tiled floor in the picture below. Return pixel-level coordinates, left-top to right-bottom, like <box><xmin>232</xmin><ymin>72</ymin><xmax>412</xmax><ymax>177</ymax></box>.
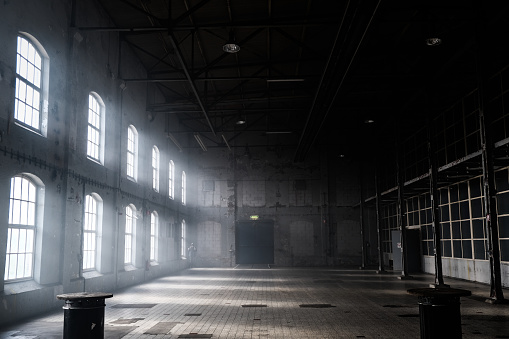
<box><xmin>1</xmin><ymin>265</ymin><xmax>509</xmax><ymax>338</ymax></box>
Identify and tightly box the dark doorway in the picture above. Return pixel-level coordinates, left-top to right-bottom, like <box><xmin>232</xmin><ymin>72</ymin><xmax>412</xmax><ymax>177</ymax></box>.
<box><xmin>236</xmin><ymin>220</ymin><xmax>274</xmax><ymax>264</ymax></box>
<box><xmin>405</xmin><ymin>228</ymin><xmax>422</xmax><ymax>273</ymax></box>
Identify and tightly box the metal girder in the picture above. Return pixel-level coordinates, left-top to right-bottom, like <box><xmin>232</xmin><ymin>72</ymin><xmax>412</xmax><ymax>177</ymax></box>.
<box><xmin>122</xmin><ymin>76</ymin><xmax>311</xmax><ymax>82</ymax></box>
<box><xmin>75</xmin><ymin>18</ymin><xmax>340</xmax><ymax>32</ymax></box>
<box><xmin>173</xmin><ymin>0</ymin><xmax>214</xmax><ymax>25</ymax></box>
<box><xmin>167</xmin><ymin>32</ymin><xmax>216</xmax><ymax>135</ymax></box>
<box><xmin>148</xmin><ymin>94</ymin><xmax>312</xmax><ymax>111</ymax></box>
<box><xmin>147</xmin><ymin>57</ymin><xmax>323</xmax><ymax>76</ymax></box>
<box><xmin>117</xmin><ymin>0</ymin><xmax>164</xmax><ymax>22</ymax></box>
<box><xmin>295</xmin><ymin>0</ymin><xmax>382</xmax><ymax>162</ymax></box>
<box><xmin>123</xmin><ymin>39</ymin><xmax>182</xmax><ymax>73</ymax></box>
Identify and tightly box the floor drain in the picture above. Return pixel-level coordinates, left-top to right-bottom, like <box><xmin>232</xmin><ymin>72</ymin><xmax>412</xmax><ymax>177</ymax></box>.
<box><xmin>145</xmin><ymin>322</ymin><xmax>181</xmax><ymax>335</ymax></box>
<box><xmin>111</xmin><ymin>304</ymin><xmax>157</xmax><ymax>308</ymax></box>
<box><xmin>242</xmin><ymin>304</ymin><xmax>267</xmax><ymax>307</ymax></box>
<box><xmin>185</xmin><ymin>313</ymin><xmax>202</xmax><ymax>316</ymax></box>
<box><xmin>111</xmin><ymin>318</ymin><xmax>144</xmax><ymax>324</ymax></box>
<box><xmin>299</xmin><ymin>304</ymin><xmax>335</xmax><ymax>308</ymax></box>
<box><xmin>178</xmin><ymin>334</ymin><xmax>213</xmax><ymax>338</ymax></box>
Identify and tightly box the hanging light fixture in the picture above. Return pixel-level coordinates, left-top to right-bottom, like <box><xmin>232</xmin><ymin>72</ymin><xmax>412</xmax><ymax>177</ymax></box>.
<box><xmin>223</xmin><ymin>30</ymin><xmax>240</xmax><ymax>53</ymax></box>
<box><xmin>426</xmin><ymin>37</ymin><xmax>442</xmax><ymax>46</ymax></box>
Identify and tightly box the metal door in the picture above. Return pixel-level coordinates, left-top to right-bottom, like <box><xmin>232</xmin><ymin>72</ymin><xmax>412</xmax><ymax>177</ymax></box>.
<box><xmin>236</xmin><ymin>220</ymin><xmax>274</xmax><ymax>264</ymax></box>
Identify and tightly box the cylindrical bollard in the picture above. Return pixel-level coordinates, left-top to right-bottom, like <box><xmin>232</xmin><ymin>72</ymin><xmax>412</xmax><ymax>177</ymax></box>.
<box><xmin>407</xmin><ymin>288</ymin><xmax>471</xmax><ymax>339</ymax></box>
<box><xmin>57</xmin><ymin>292</ymin><xmax>113</xmax><ymax>339</ymax></box>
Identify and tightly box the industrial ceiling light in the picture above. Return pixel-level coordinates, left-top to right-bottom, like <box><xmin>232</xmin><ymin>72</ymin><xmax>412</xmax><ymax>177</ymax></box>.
<box><xmin>223</xmin><ymin>30</ymin><xmax>240</xmax><ymax>53</ymax></box>
<box><xmin>194</xmin><ymin>133</ymin><xmax>207</xmax><ymax>151</ymax></box>
<box><xmin>167</xmin><ymin>133</ymin><xmax>183</xmax><ymax>152</ymax></box>
<box><xmin>236</xmin><ymin>115</ymin><xmax>246</xmax><ymax>125</ymax></box>
<box><xmin>426</xmin><ymin>37</ymin><xmax>442</xmax><ymax>46</ymax></box>
<box><xmin>221</xmin><ymin>134</ymin><xmax>231</xmax><ymax>151</ymax></box>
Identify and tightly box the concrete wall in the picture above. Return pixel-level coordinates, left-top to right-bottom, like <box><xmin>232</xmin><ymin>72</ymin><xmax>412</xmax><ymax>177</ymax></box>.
<box><xmin>422</xmin><ymin>256</ymin><xmax>494</xmax><ymax>285</ymax></box>
<box><xmin>0</xmin><ymin>0</ymin><xmax>190</xmax><ymax>326</ymax></box>
<box><xmin>189</xmin><ymin>142</ymin><xmax>363</xmax><ymax>267</ymax></box>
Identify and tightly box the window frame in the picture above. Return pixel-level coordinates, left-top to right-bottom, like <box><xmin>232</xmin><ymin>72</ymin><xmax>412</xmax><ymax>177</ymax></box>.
<box><xmin>124</xmin><ymin>205</ymin><xmax>135</xmax><ymax>265</ymax></box>
<box><xmin>83</xmin><ymin>193</ymin><xmax>103</xmax><ymax>271</ymax></box>
<box><xmin>152</xmin><ymin>146</ymin><xmax>160</xmax><ymax>192</ymax></box>
<box><xmin>5</xmin><ymin>175</ymin><xmax>42</xmax><ymax>282</ymax></box>
<box><xmin>150</xmin><ymin>211</ymin><xmax>158</xmax><ymax>262</ymax></box>
<box><xmin>127</xmin><ymin>125</ymin><xmax>138</xmax><ymax>181</ymax></box>
<box><xmin>14</xmin><ymin>33</ymin><xmax>49</xmax><ymax>137</ymax></box>
<box><xmin>181</xmin><ymin>219</ymin><xmax>186</xmax><ymax>258</ymax></box>
<box><xmin>182</xmin><ymin>171</ymin><xmax>186</xmax><ymax>205</ymax></box>
<box><xmin>87</xmin><ymin>92</ymin><xmax>105</xmax><ymax>164</ymax></box>
<box><xmin>169</xmin><ymin>160</ymin><xmax>175</xmax><ymax>199</ymax></box>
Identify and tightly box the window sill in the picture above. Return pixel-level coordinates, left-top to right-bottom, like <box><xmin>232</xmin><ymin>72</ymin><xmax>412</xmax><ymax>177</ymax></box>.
<box><xmin>124</xmin><ymin>264</ymin><xmax>137</xmax><ymax>271</ymax></box>
<box><xmin>83</xmin><ymin>270</ymin><xmax>103</xmax><ymax>279</ymax></box>
<box><xmin>2</xmin><ymin>280</ymin><xmax>58</xmax><ymax>295</ymax></box>
<box><xmin>87</xmin><ymin>157</ymin><xmax>103</xmax><ymax>166</ymax></box>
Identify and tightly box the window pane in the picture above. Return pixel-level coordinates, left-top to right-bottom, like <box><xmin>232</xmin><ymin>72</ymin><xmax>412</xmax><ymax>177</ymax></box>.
<box><xmin>15</xmin><ymin>37</ymin><xmax>42</xmax><ymax>130</ymax></box>
<box><xmin>10</xmin><ymin>228</ymin><xmax>19</xmax><ymax>253</ymax></box>
<box><xmin>474</xmin><ymin>240</ymin><xmax>486</xmax><ymax>260</ymax></box>
<box><xmin>6</xmin><ymin>176</ymin><xmax>37</xmax><ymax>281</ymax></box>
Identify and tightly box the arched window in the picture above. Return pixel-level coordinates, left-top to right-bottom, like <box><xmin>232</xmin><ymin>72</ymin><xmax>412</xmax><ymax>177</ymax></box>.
<box><xmin>127</xmin><ymin>125</ymin><xmax>138</xmax><ymax>181</ymax></box>
<box><xmin>5</xmin><ymin>175</ymin><xmax>43</xmax><ymax>281</ymax></box>
<box><xmin>87</xmin><ymin>92</ymin><xmax>105</xmax><ymax>164</ymax></box>
<box><xmin>14</xmin><ymin>34</ymin><xmax>49</xmax><ymax>136</ymax></box>
<box><xmin>125</xmin><ymin>205</ymin><xmax>136</xmax><ymax>265</ymax></box>
<box><xmin>83</xmin><ymin>193</ymin><xmax>102</xmax><ymax>271</ymax></box>
<box><xmin>152</xmin><ymin>146</ymin><xmax>160</xmax><ymax>192</ymax></box>
<box><xmin>181</xmin><ymin>171</ymin><xmax>186</xmax><ymax>205</ymax></box>
<box><xmin>150</xmin><ymin>211</ymin><xmax>158</xmax><ymax>262</ymax></box>
<box><xmin>169</xmin><ymin>160</ymin><xmax>175</xmax><ymax>199</ymax></box>
<box><xmin>180</xmin><ymin>219</ymin><xmax>186</xmax><ymax>258</ymax></box>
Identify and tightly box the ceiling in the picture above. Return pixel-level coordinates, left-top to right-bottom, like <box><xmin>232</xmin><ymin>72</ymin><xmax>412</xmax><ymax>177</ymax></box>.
<box><xmin>78</xmin><ymin>0</ymin><xmax>509</xmax><ymax>162</ymax></box>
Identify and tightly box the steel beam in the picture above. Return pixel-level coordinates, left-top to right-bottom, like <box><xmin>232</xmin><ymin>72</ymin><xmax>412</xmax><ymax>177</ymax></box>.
<box><xmin>167</xmin><ymin>32</ymin><xmax>216</xmax><ymax>135</ymax></box>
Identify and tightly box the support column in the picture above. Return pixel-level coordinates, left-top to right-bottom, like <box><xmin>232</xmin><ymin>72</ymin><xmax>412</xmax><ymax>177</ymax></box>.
<box><xmin>375</xmin><ymin>166</ymin><xmax>385</xmax><ymax>273</ymax></box>
<box><xmin>427</xmin><ymin>120</ymin><xmax>446</xmax><ymax>287</ymax></box>
<box><xmin>476</xmin><ymin>22</ymin><xmax>505</xmax><ymax>302</ymax></box>
<box><xmin>396</xmin><ymin>141</ymin><xmax>411</xmax><ymax>279</ymax></box>
<box><xmin>359</xmin><ymin>162</ymin><xmax>367</xmax><ymax>269</ymax></box>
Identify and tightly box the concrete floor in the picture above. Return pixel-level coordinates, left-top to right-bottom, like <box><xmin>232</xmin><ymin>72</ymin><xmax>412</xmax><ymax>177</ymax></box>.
<box><xmin>1</xmin><ymin>266</ymin><xmax>509</xmax><ymax>338</ymax></box>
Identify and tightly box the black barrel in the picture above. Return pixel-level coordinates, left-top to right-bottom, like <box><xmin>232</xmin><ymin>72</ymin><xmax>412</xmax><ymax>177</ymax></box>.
<box><xmin>57</xmin><ymin>292</ymin><xmax>113</xmax><ymax>339</ymax></box>
<box><xmin>408</xmin><ymin>288</ymin><xmax>471</xmax><ymax>339</ymax></box>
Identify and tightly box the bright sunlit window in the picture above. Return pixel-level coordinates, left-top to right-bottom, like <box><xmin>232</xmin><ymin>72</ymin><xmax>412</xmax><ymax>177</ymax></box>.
<box><xmin>169</xmin><ymin>160</ymin><xmax>175</xmax><ymax>199</ymax></box>
<box><xmin>87</xmin><ymin>93</ymin><xmax>105</xmax><ymax>164</ymax></box>
<box><xmin>83</xmin><ymin>194</ymin><xmax>100</xmax><ymax>270</ymax></box>
<box><xmin>150</xmin><ymin>211</ymin><xmax>158</xmax><ymax>262</ymax></box>
<box><xmin>152</xmin><ymin>146</ymin><xmax>160</xmax><ymax>192</ymax></box>
<box><xmin>127</xmin><ymin>125</ymin><xmax>138</xmax><ymax>181</ymax></box>
<box><xmin>181</xmin><ymin>171</ymin><xmax>186</xmax><ymax>205</ymax></box>
<box><xmin>125</xmin><ymin>205</ymin><xmax>135</xmax><ymax>265</ymax></box>
<box><xmin>14</xmin><ymin>34</ymin><xmax>48</xmax><ymax>135</ymax></box>
<box><xmin>5</xmin><ymin>176</ymin><xmax>38</xmax><ymax>281</ymax></box>
<box><xmin>181</xmin><ymin>219</ymin><xmax>186</xmax><ymax>258</ymax></box>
